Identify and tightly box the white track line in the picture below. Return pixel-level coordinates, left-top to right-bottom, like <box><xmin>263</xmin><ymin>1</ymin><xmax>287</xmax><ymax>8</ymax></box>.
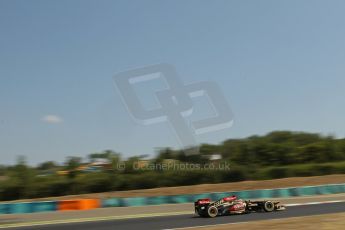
<box><xmin>163</xmin><ymin>221</ymin><xmax>251</xmax><ymax>230</ymax></box>
<box><xmin>285</xmin><ymin>200</ymin><xmax>345</xmax><ymax>207</ymax></box>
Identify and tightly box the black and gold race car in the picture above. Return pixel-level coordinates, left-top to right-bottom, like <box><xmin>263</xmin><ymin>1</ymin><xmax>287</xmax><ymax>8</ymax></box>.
<box><xmin>195</xmin><ymin>195</ymin><xmax>286</xmax><ymax>218</ymax></box>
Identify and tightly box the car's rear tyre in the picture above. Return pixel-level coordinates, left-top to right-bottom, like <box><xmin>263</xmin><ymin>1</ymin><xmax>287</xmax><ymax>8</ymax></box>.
<box><xmin>207</xmin><ymin>206</ymin><xmax>218</xmax><ymax>218</ymax></box>
<box><xmin>263</xmin><ymin>201</ymin><xmax>275</xmax><ymax>212</ymax></box>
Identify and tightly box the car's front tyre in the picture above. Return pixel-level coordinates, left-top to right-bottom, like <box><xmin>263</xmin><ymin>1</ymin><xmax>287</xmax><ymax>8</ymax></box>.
<box><xmin>263</xmin><ymin>201</ymin><xmax>275</xmax><ymax>212</ymax></box>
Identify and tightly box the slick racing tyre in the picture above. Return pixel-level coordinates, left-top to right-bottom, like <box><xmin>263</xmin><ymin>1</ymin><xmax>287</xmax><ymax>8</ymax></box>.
<box><xmin>207</xmin><ymin>206</ymin><xmax>218</xmax><ymax>218</ymax></box>
<box><xmin>196</xmin><ymin>209</ymin><xmax>207</xmax><ymax>217</ymax></box>
<box><xmin>263</xmin><ymin>201</ymin><xmax>275</xmax><ymax>212</ymax></box>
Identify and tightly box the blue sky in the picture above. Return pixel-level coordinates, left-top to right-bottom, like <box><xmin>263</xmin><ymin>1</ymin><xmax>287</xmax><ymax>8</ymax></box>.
<box><xmin>1</xmin><ymin>0</ymin><xmax>345</xmax><ymax>165</ymax></box>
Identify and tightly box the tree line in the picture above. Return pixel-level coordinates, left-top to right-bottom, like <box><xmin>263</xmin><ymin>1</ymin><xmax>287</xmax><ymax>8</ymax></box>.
<box><xmin>1</xmin><ymin>131</ymin><xmax>345</xmax><ymax>201</ymax></box>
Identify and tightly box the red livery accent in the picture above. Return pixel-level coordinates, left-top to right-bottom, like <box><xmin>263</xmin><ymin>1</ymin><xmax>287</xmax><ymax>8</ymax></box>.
<box><xmin>223</xmin><ymin>195</ymin><xmax>237</xmax><ymax>202</ymax></box>
<box><xmin>197</xmin><ymin>198</ymin><xmax>211</xmax><ymax>205</ymax></box>
<box><xmin>229</xmin><ymin>202</ymin><xmax>246</xmax><ymax>211</ymax></box>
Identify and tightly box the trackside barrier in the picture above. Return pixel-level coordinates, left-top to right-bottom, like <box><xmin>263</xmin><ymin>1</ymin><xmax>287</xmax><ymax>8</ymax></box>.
<box><xmin>58</xmin><ymin>199</ymin><xmax>100</xmax><ymax>211</ymax></box>
<box><xmin>0</xmin><ymin>201</ymin><xmax>57</xmax><ymax>214</ymax></box>
<box><xmin>102</xmin><ymin>183</ymin><xmax>345</xmax><ymax>207</ymax></box>
<box><xmin>1</xmin><ymin>183</ymin><xmax>345</xmax><ymax>214</ymax></box>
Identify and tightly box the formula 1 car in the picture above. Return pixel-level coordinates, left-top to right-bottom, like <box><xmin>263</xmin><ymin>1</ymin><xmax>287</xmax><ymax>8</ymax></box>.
<box><xmin>194</xmin><ymin>195</ymin><xmax>286</xmax><ymax>218</ymax></box>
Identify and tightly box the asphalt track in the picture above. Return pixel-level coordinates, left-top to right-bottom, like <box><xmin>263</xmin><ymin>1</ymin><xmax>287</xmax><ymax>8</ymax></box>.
<box><xmin>6</xmin><ymin>202</ymin><xmax>345</xmax><ymax>230</ymax></box>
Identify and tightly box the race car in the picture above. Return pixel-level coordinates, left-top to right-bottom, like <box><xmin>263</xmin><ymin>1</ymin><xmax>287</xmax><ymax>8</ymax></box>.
<box><xmin>194</xmin><ymin>195</ymin><xmax>286</xmax><ymax>218</ymax></box>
